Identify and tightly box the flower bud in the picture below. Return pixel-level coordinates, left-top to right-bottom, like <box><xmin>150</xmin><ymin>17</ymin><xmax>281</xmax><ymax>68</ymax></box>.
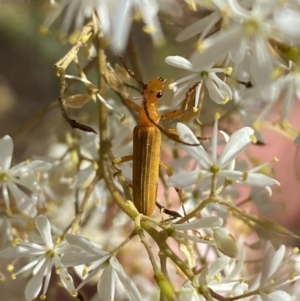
<box><xmin>213</xmin><ymin>228</ymin><xmax>239</xmax><ymax>258</ymax></box>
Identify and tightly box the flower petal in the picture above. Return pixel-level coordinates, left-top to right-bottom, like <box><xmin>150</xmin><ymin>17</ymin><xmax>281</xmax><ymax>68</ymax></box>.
<box><xmin>218</xmin><ymin>127</ymin><xmax>254</xmax><ymax>168</ymax></box>
<box><xmin>260</xmin><ymin>245</ymin><xmax>285</xmax><ymax>286</ymax></box>
<box><xmin>165</xmin><ymin>56</ymin><xmax>193</xmax><ymax>70</ymax></box>
<box><xmin>97</xmin><ymin>264</ymin><xmax>115</xmax><ymax>301</ymax></box>
<box><xmin>173</xmin><ymin>217</ymin><xmax>223</xmax><ymax>230</ymax></box>
<box><xmin>0</xmin><ymin>135</ymin><xmax>13</xmax><ymax>170</ymax></box>
<box><xmin>244</xmin><ymin>173</ymin><xmax>280</xmax><ymax>187</ymax></box>
<box><xmin>8</xmin><ymin>183</ymin><xmax>37</xmax><ymax>218</ymax></box>
<box><xmin>110</xmin><ymin>0</ymin><xmax>133</xmax><ymax>53</ymax></box>
<box><xmin>176</xmin><ymin>123</ymin><xmax>211</xmax><ymax>169</ymax></box>
<box><xmin>65</xmin><ymin>234</ymin><xmax>109</xmax><ymax>256</ymax></box>
<box><xmin>0</xmin><ymin>246</ymin><xmax>34</xmax><ymax>258</ymax></box>
<box><xmin>36</xmin><ymin>215</ymin><xmax>53</xmax><ymax>247</ymax></box>
<box><xmin>190</xmin><ymin>26</ymin><xmax>243</xmax><ymax>69</ymax></box>
<box><xmin>25</xmin><ymin>259</ymin><xmax>47</xmax><ymax>301</ymax></box>
<box><xmin>113</xmin><ymin>257</ymin><xmax>143</xmax><ymax>301</ymax></box>
<box><xmin>167</xmin><ymin>170</ymin><xmax>199</xmax><ymax>188</ymax></box>
<box><xmin>207</xmin><ymin>256</ymin><xmax>230</xmax><ymax>278</ymax></box>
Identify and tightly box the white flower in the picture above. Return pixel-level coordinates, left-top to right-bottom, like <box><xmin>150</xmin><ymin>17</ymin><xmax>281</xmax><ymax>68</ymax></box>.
<box><xmin>0</xmin><ymin>215</ymin><xmax>76</xmax><ymax>301</ymax></box>
<box><xmin>271</xmin><ymin>68</ymin><xmax>300</xmax><ymax>121</ymax></box>
<box><xmin>179</xmin><ymin>247</ymin><xmax>248</xmax><ymax>299</ymax></box>
<box><xmin>0</xmin><ymin>136</ymin><xmax>52</xmax><ymax>218</ymax></box>
<box><xmin>167</xmin><ymin>120</ymin><xmax>280</xmax><ymax>194</ymax></box>
<box><xmin>176</xmin><ymin>0</ymin><xmax>231</xmax><ymax>42</ymax></box>
<box><xmin>41</xmin><ymin>0</ymin><xmax>180</xmax><ymax>53</ymax></box>
<box><xmin>274</xmin><ymin>7</ymin><xmax>300</xmax><ymax>44</ymax></box>
<box><xmin>41</xmin><ymin>0</ymin><xmax>98</xmax><ymax>39</ymax></box>
<box><xmin>189</xmin><ymin>0</ymin><xmax>277</xmax><ymax>87</ymax></box>
<box><xmin>239</xmin><ymin>63</ymin><xmax>300</xmax><ymax>125</ymax></box>
<box><xmin>0</xmin><ymin>211</ymin><xmax>27</xmax><ymax>248</ymax></box>
<box><xmin>62</xmin><ymin>234</ymin><xmax>143</xmax><ymax>301</ymax></box>
<box><xmin>249</xmin><ymin>245</ymin><xmax>300</xmax><ymax>300</ymax></box>
<box><xmin>108</xmin><ymin>0</ymin><xmax>167</xmax><ymax>53</ymax></box>
<box><xmin>165</xmin><ymin>55</ymin><xmax>232</xmax><ymax>105</ymax></box>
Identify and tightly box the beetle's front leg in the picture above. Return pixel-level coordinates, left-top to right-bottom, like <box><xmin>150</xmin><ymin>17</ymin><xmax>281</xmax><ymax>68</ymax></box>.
<box><xmin>160</xmin><ymin>81</ymin><xmax>202</xmax><ymax>121</ymax></box>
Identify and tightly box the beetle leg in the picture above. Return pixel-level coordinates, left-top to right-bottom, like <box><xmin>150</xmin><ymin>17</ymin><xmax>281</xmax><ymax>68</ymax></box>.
<box><xmin>160</xmin><ymin>81</ymin><xmax>202</xmax><ymax>121</ymax></box>
<box><xmin>163</xmin><ymin>128</ymin><xmax>209</xmax><ymax>142</ymax></box>
<box><xmin>155</xmin><ymin>161</ymin><xmax>182</xmax><ymax>219</ymax></box>
<box><xmin>159</xmin><ymin>160</ymin><xmax>173</xmax><ymax>177</ymax></box>
<box><xmin>155</xmin><ymin>201</ymin><xmax>182</xmax><ymax>219</ymax></box>
<box><xmin>112</xmin><ymin>155</ymin><xmax>133</xmax><ymax>177</ymax></box>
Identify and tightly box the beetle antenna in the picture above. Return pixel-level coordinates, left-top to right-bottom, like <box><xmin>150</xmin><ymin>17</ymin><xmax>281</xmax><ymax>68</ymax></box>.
<box><xmin>119</xmin><ymin>56</ymin><xmax>145</xmax><ymax>88</ymax></box>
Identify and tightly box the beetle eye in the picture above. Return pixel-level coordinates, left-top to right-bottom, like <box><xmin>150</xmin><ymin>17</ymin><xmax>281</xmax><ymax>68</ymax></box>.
<box><xmin>156</xmin><ymin>91</ymin><xmax>163</xmax><ymax>98</ymax></box>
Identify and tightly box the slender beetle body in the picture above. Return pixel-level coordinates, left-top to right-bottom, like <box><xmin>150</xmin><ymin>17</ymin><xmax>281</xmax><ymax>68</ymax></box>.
<box><xmin>131</xmin><ymin>77</ymin><xmax>166</xmax><ymax>216</ymax></box>
<box><xmin>132</xmin><ymin>126</ymin><xmax>161</xmax><ymax>216</ymax></box>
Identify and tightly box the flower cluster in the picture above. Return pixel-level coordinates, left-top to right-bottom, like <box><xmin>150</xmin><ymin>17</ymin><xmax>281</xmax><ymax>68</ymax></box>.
<box><xmin>0</xmin><ymin>136</ymin><xmax>52</xmax><ymax>218</ymax></box>
<box><xmin>168</xmin><ymin>117</ymin><xmax>280</xmax><ymax>195</ymax></box>
<box><xmin>1</xmin><ymin>0</ymin><xmax>300</xmax><ymax>301</ymax></box>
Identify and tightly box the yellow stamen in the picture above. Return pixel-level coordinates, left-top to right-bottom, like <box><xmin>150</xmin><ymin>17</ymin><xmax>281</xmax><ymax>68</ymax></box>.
<box><xmin>214</xmin><ymin>274</ymin><xmax>221</xmax><ymax>282</ymax></box>
<box><xmin>250</xmin><ymin>134</ymin><xmax>257</xmax><ymax>144</ymax></box>
<box><xmin>120</xmin><ymin>115</ymin><xmax>126</xmax><ymax>123</ymax></box>
<box><xmin>225</xmin><ymin>67</ymin><xmax>233</xmax><ymax>76</ymax></box>
<box><xmin>93</xmin><ymin>162</ymin><xmax>99</xmax><ymax>170</ymax></box>
<box><xmin>82</xmin><ymin>266</ymin><xmax>89</xmax><ymax>277</ymax></box>
<box><xmin>82</xmin><ymin>32</ymin><xmax>92</xmax><ymax>43</ymax></box>
<box><xmin>270</xmin><ymin>67</ymin><xmax>283</xmax><ymax>79</ymax></box>
<box><xmin>252</xmin><ymin>121</ymin><xmax>260</xmax><ymax>131</ymax></box>
<box><xmin>214</xmin><ymin>112</ymin><xmax>221</xmax><ymax>120</ymax></box>
<box><xmin>69</xmin><ymin>31</ymin><xmax>81</xmax><ymax>44</ymax></box>
<box><xmin>188</xmin><ymin>0</ymin><xmax>197</xmax><ymax>11</ymax></box>
<box><xmin>143</xmin><ymin>25</ymin><xmax>157</xmax><ymax>34</ymax></box>
<box><xmin>55</xmin><ymin>236</ymin><xmax>62</xmax><ymax>245</ymax></box>
<box><xmin>280</xmin><ymin>119</ymin><xmax>290</xmax><ymax>130</ymax></box>
<box><xmin>37</xmin><ymin>25</ymin><xmax>49</xmax><ymax>36</ymax></box>
<box><xmin>168</xmin><ymin>83</ymin><xmax>174</xmax><ymax>90</ymax></box>
<box><xmin>195</xmin><ymin>40</ymin><xmax>206</xmax><ymax>53</ymax></box>
<box><xmin>197</xmin><ymin>172</ymin><xmax>204</xmax><ymax>181</ymax></box>
<box><xmin>6</xmin><ymin>209</ymin><xmax>12</xmax><ymax>217</ymax></box>
<box><xmin>12</xmin><ymin>238</ymin><xmax>19</xmax><ymax>247</ymax></box>
<box><xmin>222</xmin><ymin>97</ymin><xmax>230</xmax><ymax>104</ymax></box>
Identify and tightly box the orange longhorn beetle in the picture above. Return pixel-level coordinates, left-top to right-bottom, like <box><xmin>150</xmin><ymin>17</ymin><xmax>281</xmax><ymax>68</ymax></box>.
<box><xmin>113</xmin><ymin>59</ymin><xmax>205</xmax><ymax>217</ymax></box>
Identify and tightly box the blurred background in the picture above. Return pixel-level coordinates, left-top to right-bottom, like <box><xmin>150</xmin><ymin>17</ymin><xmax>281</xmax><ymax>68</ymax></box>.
<box><xmin>1</xmin><ymin>0</ymin><xmax>300</xmax><ymax>238</ymax></box>
<box><xmin>1</xmin><ymin>1</ymin><xmax>300</xmax><ymax>300</ymax></box>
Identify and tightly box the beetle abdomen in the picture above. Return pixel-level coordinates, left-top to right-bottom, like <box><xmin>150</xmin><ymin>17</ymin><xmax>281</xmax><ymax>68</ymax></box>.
<box><xmin>132</xmin><ymin>126</ymin><xmax>161</xmax><ymax>216</ymax></box>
